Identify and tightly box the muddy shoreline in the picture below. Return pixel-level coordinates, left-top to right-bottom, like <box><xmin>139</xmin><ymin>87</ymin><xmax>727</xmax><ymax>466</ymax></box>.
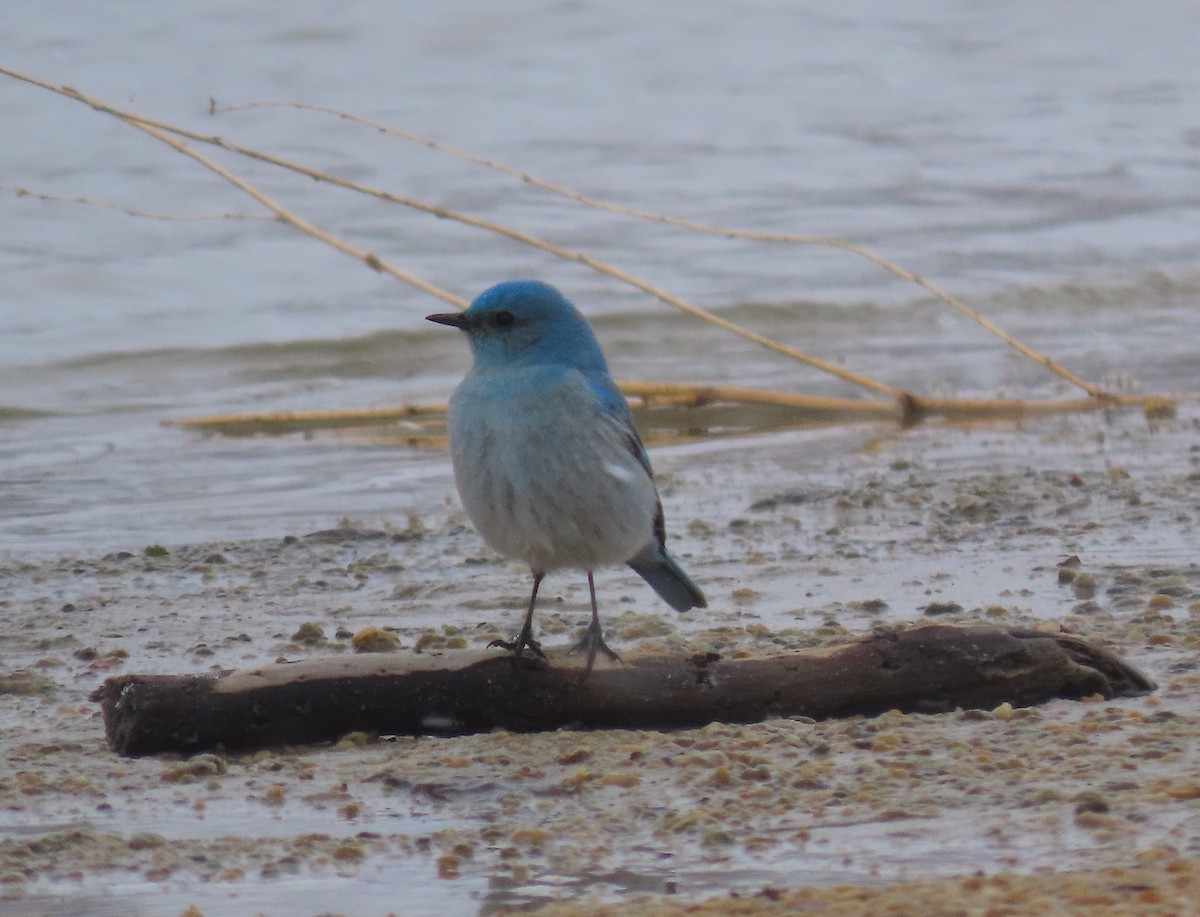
<box><xmin>2</xmin><ymin>405</ymin><xmax>1198</xmax><ymax>915</ymax></box>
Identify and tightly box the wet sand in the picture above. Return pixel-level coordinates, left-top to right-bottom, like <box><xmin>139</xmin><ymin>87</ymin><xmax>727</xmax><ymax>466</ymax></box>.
<box><xmin>2</xmin><ymin>404</ymin><xmax>1198</xmax><ymax>916</ymax></box>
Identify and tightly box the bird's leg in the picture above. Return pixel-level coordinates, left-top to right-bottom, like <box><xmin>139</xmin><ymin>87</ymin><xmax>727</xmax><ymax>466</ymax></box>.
<box><xmin>569</xmin><ymin>571</ymin><xmax>622</xmax><ymax>675</ymax></box>
<box><xmin>489</xmin><ymin>570</ymin><xmax>547</xmax><ymax>664</ymax></box>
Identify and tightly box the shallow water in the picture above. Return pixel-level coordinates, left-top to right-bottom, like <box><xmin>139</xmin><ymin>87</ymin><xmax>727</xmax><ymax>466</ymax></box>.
<box><xmin>3</xmin><ymin>1</ymin><xmax>1200</xmax><ymax>554</ymax></box>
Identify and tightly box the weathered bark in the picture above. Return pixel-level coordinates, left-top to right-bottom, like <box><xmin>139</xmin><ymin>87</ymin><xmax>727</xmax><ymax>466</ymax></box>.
<box><xmin>91</xmin><ymin>625</ymin><xmax>1153</xmax><ymax>757</ymax></box>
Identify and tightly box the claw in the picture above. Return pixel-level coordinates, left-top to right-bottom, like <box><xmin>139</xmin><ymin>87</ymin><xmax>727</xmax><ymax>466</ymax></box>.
<box><xmin>488</xmin><ymin>571</ymin><xmax>547</xmax><ymax>676</ymax></box>
<box><xmin>488</xmin><ymin>632</ymin><xmax>546</xmax><ymax>662</ymax></box>
<box><xmin>568</xmin><ymin>617</ymin><xmax>622</xmax><ymax>677</ymax></box>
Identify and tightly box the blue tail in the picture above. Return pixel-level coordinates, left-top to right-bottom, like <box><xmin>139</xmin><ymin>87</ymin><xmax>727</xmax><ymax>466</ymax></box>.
<box><xmin>627</xmin><ymin>542</ymin><xmax>707</xmax><ymax>612</ymax></box>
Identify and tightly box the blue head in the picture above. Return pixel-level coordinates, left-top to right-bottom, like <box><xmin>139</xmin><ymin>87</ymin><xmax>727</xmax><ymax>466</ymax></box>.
<box><xmin>427</xmin><ymin>281</ymin><xmax>609</xmax><ymax>373</ymax></box>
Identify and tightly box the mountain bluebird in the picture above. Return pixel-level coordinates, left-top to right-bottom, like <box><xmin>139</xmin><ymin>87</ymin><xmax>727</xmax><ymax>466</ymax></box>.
<box><xmin>427</xmin><ymin>280</ymin><xmax>707</xmax><ymax>674</ymax></box>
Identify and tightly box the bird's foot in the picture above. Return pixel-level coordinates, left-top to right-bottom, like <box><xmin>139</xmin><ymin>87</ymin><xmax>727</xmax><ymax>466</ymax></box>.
<box><xmin>488</xmin><ymin>627</ymin><xmax>546</xmax><ymax>666</ymax></box>
<box><xmin>568</xmin><ymin>619</ymin><xmax>622</xmax><ymax>676</ymax></box>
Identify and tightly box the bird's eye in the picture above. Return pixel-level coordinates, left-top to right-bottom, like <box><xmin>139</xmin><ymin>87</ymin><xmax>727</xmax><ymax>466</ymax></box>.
<box><xmin>493</xmin><ymin>310</ymin><xmax>516</xmax><ymax>328</ymax></box>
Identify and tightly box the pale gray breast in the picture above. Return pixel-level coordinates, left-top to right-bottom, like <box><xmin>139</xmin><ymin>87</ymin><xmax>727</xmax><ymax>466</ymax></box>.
<box><xmin>447</xmin><ymin>366</ymin><xmax>657</xmax><ymax>572</ymax></box>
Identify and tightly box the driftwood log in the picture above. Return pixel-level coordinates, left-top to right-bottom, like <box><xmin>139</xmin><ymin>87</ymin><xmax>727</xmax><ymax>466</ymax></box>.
<box><xmin>91</xmin><ymin>625</ymin><xmax>1153</xmax><ymax>757</ymax></box>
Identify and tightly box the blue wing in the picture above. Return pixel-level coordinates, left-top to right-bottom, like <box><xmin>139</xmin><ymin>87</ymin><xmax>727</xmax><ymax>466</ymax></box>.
<box><xmin>585</xmin><ymin>371</ymin><xmax>707</xmax><ymax>611</ymax></box>
<box><xmin>585</xmin><ymin>371</ymin><xmax>653</xmax><ymax>478</ymax></box>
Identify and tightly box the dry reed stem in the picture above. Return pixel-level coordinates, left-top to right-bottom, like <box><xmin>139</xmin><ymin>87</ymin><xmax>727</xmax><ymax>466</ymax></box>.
<box><xmin>164</xmin><ymin>388</ymin><xmax>892</xmax><ymax>434</ymax></box>
<box><xmin>0</xmin><ymin>68</ymin><xmax>467</xmax><ymax>311</ymax></box>
<box><xmin>621</xmin><ymin>381</ymin><xmax>1151</xmax><ymax>420</ymax></box>
<box><xmin>3</xmin><ymin>68</ymin><xmax>1158</xmax><ymax>425</ymax></box>
<box><xmin>0</xmin><ymin>66</ymin><xmax>902</xmax><ymax>400</ymax></box>
<box><xmin>7</xmin><ymin>185</ymin><xmax>271</xmax><ymax>222</ymax></box>
<box><xmin>164</xmin><ymin>404</ymin><xmax>447</xmax><ymax>436</ymax></box>
<box><xmin>168</xmin><ymin>384</ymin><xmax>1152</xmax><ymax>441</ymax></box>
<box><xmin>619</xmin><ymin>382</ymin><xmax>892</xmax><ymax>414</ymax></box>
<box><xmin>219</xmin><ymin>100</ymin><xmax>1110</xmax><ymax>400</ymax></box>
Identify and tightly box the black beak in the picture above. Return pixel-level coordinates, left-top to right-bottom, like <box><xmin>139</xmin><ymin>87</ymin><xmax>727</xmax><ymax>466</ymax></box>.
<box><xmin>426</xmin><ymin>312</ymin><xmax>468</xmax><ymax>329</ymax></box>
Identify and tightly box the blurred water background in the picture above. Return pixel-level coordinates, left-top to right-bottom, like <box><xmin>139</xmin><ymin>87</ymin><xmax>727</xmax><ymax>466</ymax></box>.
<box><xmin>2</xmin><ymin>0</ymin><xmax>1199</xmax><ymax>553</ymax></box>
